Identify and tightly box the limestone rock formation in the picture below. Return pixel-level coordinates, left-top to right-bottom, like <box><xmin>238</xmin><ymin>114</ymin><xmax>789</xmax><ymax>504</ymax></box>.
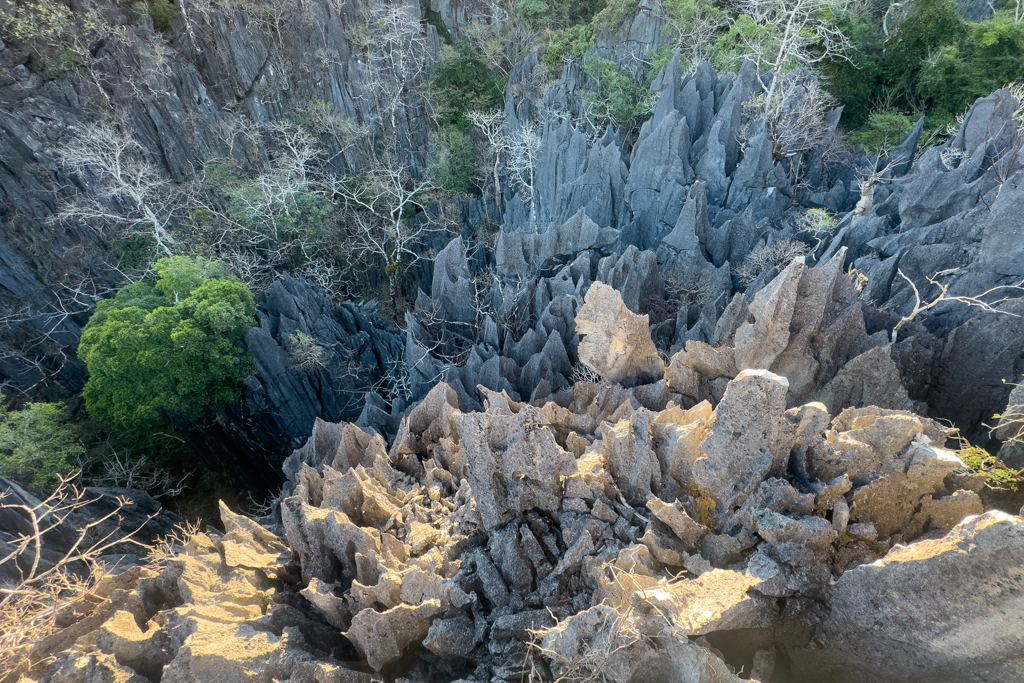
<box><xmin>7</xmin><ymin>1</ymin><xmax>1024</xmax><ymax>679</ymax></box>
<box><xmin>576</xmin><ymin>282</ymin><xmax>663</xmax><ymax>384</ymax></box>
<box><xmin>792</xmin><ymin>512</ymin><xmax>1024</xmax><ymax>683</ymax></box>
<box><xmin>18</xmin><ymin>501</ymin><xmax>365</xmax><ymax>683</ymax></box>
<box><xmin>15</xmin><ymin>290</ymin><xmax>1024</xmax><ymax>682</ymax></box>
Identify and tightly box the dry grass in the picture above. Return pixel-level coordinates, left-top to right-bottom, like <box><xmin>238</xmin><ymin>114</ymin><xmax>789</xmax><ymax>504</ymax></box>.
<box><xmin>0</xmin><ymin>476</ymin><xmax>188</xmax><ymax>678</ymax></box>
<box><xmin>733</xmin><ymin>239</ymin><xmax>808</xmax><ymax>286</ymax></box>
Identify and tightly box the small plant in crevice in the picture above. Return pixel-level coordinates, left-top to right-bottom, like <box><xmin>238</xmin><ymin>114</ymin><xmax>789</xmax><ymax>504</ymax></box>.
<box><xmin>287</xmin><ymin>330</ymin><xmax>332</xmax><ymax>371</ymax></box>
<box><xmin>147</xmin><ymin>0</ymin><xmax>179</xmax><ymax>31</ymax></box>
<box><xmin>957</xmin><ymin>446</ymin><xmax>1023</xmax><ymax>491</ymax></box>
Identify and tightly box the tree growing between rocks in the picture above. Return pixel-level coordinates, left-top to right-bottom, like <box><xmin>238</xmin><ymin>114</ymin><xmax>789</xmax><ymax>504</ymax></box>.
<box><xmin>354</xmin><ymin>1</ymin><xmax>433</xmax><ymax>130</ymax></box>
<box><xmin>890</xmin><ymin>269</ymin><xmax>1024</xmax><ymax>342</ymax></box>
<box><xmin>468</xmin><ymin>109</ymin><xmax>508</xmax><ymax>207</ymax></box>
<box><xmin>733</xmin><ymin>0</ymin><xmax>854</xmax><ymax>104</ymax></box>
<box><xmin>78</xmin><ymin>256</ymin><xmax>255</xmax><ymax>432</ymax></box>
<box><xmin>332</xmin><ymin>157</ymin><xmax>446</xmax><ymax>299</ymax></box>
<box><xmin>0</xmin><ymin>402</ymin><xmax>82</xmax><ymax>498</ymax></box>
<box><xmin>506</xmin><ymin>121</ymin><xmax>542</xmax><ymax>229</ymax></box>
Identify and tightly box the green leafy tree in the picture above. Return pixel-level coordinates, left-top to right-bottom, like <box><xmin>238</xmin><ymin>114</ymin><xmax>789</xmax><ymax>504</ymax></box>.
<box><xmin>816</xmin><ymin>0</ymin><xmax>887</xmax><ymax>128</ymax></box>
<box><xmin>853</xmin><ymin>110</ymin><xmax>915</xmax><ymax>155</ymax></box>
<box><xmin>583</xmin><ymin>57</ymin><xmax>654</xmax><ymax>137</ymax></box>
<box><xmin>542</xmin><ymin>24</ymin><xmax>594</xmax><ymax>76</ymax></box>
<box><xmin>78</xmin><ymin>257</ymin><xmax>256</xmax><ymax>432</ymax></box>
<box><xmin>430</xmin><ymin>42</ymin><xmax>503</xmax><ymax>128</ymax></box>
<box><xmin>427</xmin><ymin>126</ymin><xmax>477</xmax><ymax>193</ymax></box>
<box><xmin>917</xmin><ymin>11</ymin><xmax>1024</xmax><ymax>120</ymax></box>
<box><xmin>591</xmin><ymin>0</ymin><xmax>640</xmax><ymax>33</ymax></box>
<box><xmin>0</xmin><ymin>402</ymin><xmax>83</xmax><ymax>497</ymax></box>
<box><xmin>147</xmin><ymin>0</ymin><xmax>179</xmax><ymax>31</ymax></box>
<box><xmin>517</xmin><ymin>0</ymin><xmax>607</xmax><ymax>28</ymax></box>
<box><xmin>517</xmin><ymin>0</ymin><xmax>553</xmax><ymax>26</ymax></box>
<box><xmin>823</xmin><ymin>0</ymin><xmax>1024</xmax><ymax>137</ymax></box>
<box><xmin>663</xmin><ymin>0</ymin><xmax>728</xmax><ymax>67</ymax></box>
<box><xmin>885</xmin><ymin>0</ymin><xmax>967</xmax><ymax>101</ymax></box>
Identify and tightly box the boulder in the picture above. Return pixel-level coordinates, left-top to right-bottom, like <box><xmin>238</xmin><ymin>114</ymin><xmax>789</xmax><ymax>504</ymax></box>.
<box><xmin>576</xmin><ymin>282</ymin><xmax>663</xmax><ymax>384</ymax></box>
<box><xmin>454</xmin><ymin>405</ymin><xmax>579</xmax><ymax>530</ymax></box>
<box><xmin>692</xmin><ymin>370</ymin><xmax>792</xmax><ymax>522</ymax></box>
<box><xmin>792</xmin><ymin>512</ymin><xmax>1024</xmax><ymax>683</ymax></box>
<box><xmin>345</xmin><ymin>601</ymin><xmax>442</xmax><ymax>671</ymax></box>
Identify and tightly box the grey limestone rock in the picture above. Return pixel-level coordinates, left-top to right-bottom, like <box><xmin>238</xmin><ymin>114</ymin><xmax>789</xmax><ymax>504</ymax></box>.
<box><xmin>793</xmin><ymin>512</ymin><xmax>1024</xmax><ymax>683</ymax></box>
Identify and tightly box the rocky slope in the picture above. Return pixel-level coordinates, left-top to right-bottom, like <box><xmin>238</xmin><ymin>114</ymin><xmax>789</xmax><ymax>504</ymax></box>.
<box><xmin>12</xmin><ymin>274</ymin><xmax>1024</xmax><ymax>683</ymax></box>
<box><xmin>3</xmin><ymin>0</ymin><xmax>1024</xmax><ymax>490</ymax></box>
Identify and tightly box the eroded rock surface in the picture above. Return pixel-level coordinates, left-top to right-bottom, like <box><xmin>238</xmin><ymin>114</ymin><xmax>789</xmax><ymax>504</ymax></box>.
<box><xmin>17</xmin><ymin>256</ymin><xmax>1024</xmax><ymax>683</ymax></box>
<box><xmin>576</xmin><ymin>281</ymin><xmax>663</xmax><ymax>384</ymax></box>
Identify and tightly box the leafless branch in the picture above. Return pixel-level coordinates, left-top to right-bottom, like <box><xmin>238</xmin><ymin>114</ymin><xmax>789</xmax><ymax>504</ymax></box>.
<box><xmin>891</xmin><ymin>269</ymin><xmax>1024</xmax><ymax>342</ymax></box>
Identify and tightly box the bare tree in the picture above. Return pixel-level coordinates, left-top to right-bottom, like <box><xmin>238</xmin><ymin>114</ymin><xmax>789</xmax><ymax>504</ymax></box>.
<box><xmin>54</xmin><ymin>122</ymin><xmax>193</xmax><ymax>256</ymax></box>
<box><xmin>468</xmin><ymin>109</ymin><xmax>508</xmax><ymax>208</ymax></box>
<box><xmin>287</xmin><ymin>331</ymin><xmax>333</xmax><ymax>371</ymax></box>
<box><xmin>852</xmin><ymin>156</ymin><xmax>899</xmax><ymax>217</ymax></box>
<box><xmin>736</xmin><ymin>0</ymin><xmax>853</xmax><ymax>105</ymax></box>
<box><xmin>191</xmin><ymin>122</ymin><xmax>336</xmax><ymax>289</ymax></box>
<box><xmin>890</xmin><ymin>269</ymin><xmax>1024</xmax><ymax>342</ymax></box>
<box><xmin>84</xmin><ymin>449</ymin><xmax>192</xmax><ymax>498</ymax></box>
<box><xmin>331</xmin><ymin>158</ymin><xmax>445</xmax><ymax>297</ymax></box>
<box><xmin>664</xmin><ymin>265</ymin><xmax>718</xmax><ymax>307</ymax></box>
<box><xmin>229</xmin><ymin>123</ymin><xmax>323</xmax><ymax>244</ymax></box>
<box><xmin>462</xmin><ymin>2</ymin><xmax>536</xmax><ymax>78</ymax></box>
<box><xmin>352</xmin><ymin>1</ymin><xmax>433</xmax><ymax>130</ymax></box>
<box><xmin>794</xmin><ymin>207</ymin><xmax>839</xmax><ymax>251</ymax></box>
<box><xmin>506</xmin><ymin>121</ymin><xmax>542</xmax><ymax>230</ymax></box>
<box><xmin>0</xmin><ymin>477</ymin><xmax>156</xmax><ymax>677</ymax></box>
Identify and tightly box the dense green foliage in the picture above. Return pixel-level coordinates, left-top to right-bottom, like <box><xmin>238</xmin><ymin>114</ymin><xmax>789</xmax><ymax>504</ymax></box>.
<box><xmin>583</xmin><ymin>56</ymin><xmax>653</xmax><ymax>137</ymax></box>
<box><xmin>0</xmin><ymin>402</ymin><xmax>83</xmax><ymax>496</ymax></box>
<box><xmin>542</xmin><ymin>24</ymin><xmax>594</xmax><ymax>76</ymax></box>
<box><xmin>430</xmin><ymin>42</ymin><xmax>504</xmax><ymax>128</ymax></box>
<box><xmin>517</xmin><ymin>0</ymin><xmax>608</xmax><ymax>28</ymax></box>
<box><xmin>527</xmin><ymin>0</ymin><xmax>1024</xmax><ymax>144</ymax></box>
<box><xmin>79</xmin><ymin>257</ymin><xmax>255</xmax><ymax>432</ymax></box>
<box><xmin>201</xmin><ymin>158</ymin><xmax>332</xmax><ymax>272</ymax></box>
<box><xmin>147</xmin><ymin>0</ymin><xmax>179</xmax><ymax>31</ymax></box>
<box><xmin>427</xmin><ymin>126</ymin><xmax>477</xmax><ymax>193</ymax></box>
<box><xmin>591</xmin><ymin>0</ymin><xmax>640</xmax><ymax>33</ymax></box>
<box><xmin>822</xmin><ymin>0</ymin><xmax>1024</xmax><ymax>132</ymax></box>
<box><xmin>852</xmin><ymin>110</ymin><xmax>916</xmax><ymax>155</ymax></box>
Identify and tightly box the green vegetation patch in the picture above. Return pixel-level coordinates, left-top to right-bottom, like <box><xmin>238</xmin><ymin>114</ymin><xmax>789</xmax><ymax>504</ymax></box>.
<box><xmin>542</xmin><ymin>24</ymin><xmax>594</xmax><ymax>77</ymax></box>
<box><xmin>0</xmin><ymin>402</ymin><xmax>83</xmax><ymax>497</ymax></box>
<box><xmin>79</xmin><ymin>256</ymin><xmax>256</xmax><ymax>432</ymax></box>
<box><xmin>430</xmin><ymin>41</ymin><xmax>504</xmax><ymax>128</ymax></box>
<box><xmin>591</xmin><ymin>0</ymin><xmax>639</xmax><ymax>33</ymax></box>
<box><xmin>427</xmin><ymin>126</ymin><xmax>476</xmax><ymax>193</ymax></box>
<box><xmin>147</xmin><ymin>0</ymin><xmax>179</xmax><ymax>32</ymax></box>
<box><xmin>957</xmin><ymin>446</ymin><xmax>1024</xmax><ymax>491</ymax></box>
<box><xmin>582</xmin><ymin>56</ymin><xmax>654</xmax><ymax>138</ymax></box>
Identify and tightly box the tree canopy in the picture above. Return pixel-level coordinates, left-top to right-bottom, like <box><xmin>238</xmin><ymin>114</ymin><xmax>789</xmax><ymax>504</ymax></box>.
<box><xmin>78</xmin><ymin>256</ymin><xmax>256</xmax><ymax>431</ymax></box>
<box><xmin>0</xmin><ymin>402</ymin><xmax>83</xmax><ymax>496</ymax></box>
